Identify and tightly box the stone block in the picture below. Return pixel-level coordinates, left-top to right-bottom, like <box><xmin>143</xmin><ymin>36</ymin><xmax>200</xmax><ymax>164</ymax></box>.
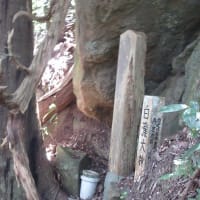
<box><xmin>55</xmin><ymin>146</ymin><xmax>91</xmax><ymax>196</ymax></box>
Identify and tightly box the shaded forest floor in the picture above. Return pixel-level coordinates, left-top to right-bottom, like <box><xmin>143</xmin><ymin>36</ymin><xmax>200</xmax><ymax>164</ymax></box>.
<box><xmin>36</xmin><ymin>5</ymin><xmax>200</xmax><ymax>200</ymax></box>
<box><xmin>43</xmin><ymin>103</ymin><xmax>109</xmax><ymax>199</ymax></box>
<box><xmin>43</xmin><ymin>108</ymin><xmax>200</xmax><ymax>200</ymax></box>
<box><xmin>119</xmin><ymin>129</ymin><xmax>200</xmax><ymax>200</ymax></box>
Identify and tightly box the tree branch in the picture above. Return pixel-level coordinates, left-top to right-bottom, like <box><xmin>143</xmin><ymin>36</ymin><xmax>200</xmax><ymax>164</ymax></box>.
<box><xmin>1</xmin><ymin>0</ymin><xmax>71</xmax><ymax>113</ymax></box>
<box><xmin>13</xmin><ymin>0</ymin><xmax>56</xmax><ymax>23</ymax></box>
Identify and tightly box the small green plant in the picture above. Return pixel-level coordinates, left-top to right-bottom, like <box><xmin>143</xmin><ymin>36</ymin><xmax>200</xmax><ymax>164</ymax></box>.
<box><xmin>160</xmin><ymin>101</ymin><xmax>200</xmax><ymax>179</ymax></box>
<box><xmin>160</xmin><ymin>101</ymin><xmax>200</xmax><ymax>136</ymax></box>
<box><xmin>41</xmin><ymin>103</ymin><xmax>58</xmax><ymax>139</ymax></box>
<box><xmin>120</xmin><ymin>191</ymin><xmax>128</xmax><ymax>199</ymax></box>
<box><xmin>160</xmin><ymin>101</ymin><xmax>200</xmax><ymax>199</ymax></box>
<box><xmin>42</xmin><ymin>103</ymin><xmax>57</xmax><ymax>123</ymax></box>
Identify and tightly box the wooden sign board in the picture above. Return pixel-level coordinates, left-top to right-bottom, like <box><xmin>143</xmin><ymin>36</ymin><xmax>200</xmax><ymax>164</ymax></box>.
<box><xmin>134</xmin><ymin>95</ymin><xmax>165</xmax><ymax>181</ymax></box>
<box><xmin>109</xmin><ymin>30</ymin><xmax>146</xmax><ymax>176</ymax></box>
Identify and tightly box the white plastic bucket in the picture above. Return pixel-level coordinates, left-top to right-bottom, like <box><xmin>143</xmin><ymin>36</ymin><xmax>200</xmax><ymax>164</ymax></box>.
<box><xmin>80</xmin><ymin>170</ymin><xmax>100</xmax><ymax>199</ymax></box>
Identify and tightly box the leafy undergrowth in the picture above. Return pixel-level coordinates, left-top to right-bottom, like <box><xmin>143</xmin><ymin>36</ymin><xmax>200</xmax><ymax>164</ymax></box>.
<box><xmin>118</xmin><ymin>129</ymin><xmax>200</xmax><ymax>200</ymax></box>
<box><xmin>45</xmin><ymin>111</ymin><xmax>200</xmax><ymax>200</ymax></box>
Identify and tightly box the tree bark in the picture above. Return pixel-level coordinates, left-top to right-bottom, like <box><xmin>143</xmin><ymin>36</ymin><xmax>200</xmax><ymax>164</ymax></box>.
<box><xmin>0</xmin><ymin>1</ymin><xmax>32</xmax><ymax>199</ymax></box>
<box><xmin>0</xmin><ymin>0</ymin><xmax>69</xmax><ymax>199</ymax></box>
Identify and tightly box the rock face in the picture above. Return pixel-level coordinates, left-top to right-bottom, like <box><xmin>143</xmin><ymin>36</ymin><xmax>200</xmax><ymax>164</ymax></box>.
<box><xmin>55</xmin><ymin>146</ymin><xmax>91</xmax><ymax>196</ymax></box>
<box><xmin>182</xmin><ymin>37</ymin><xmax>200</xmax><ymax>103</ymax></box>
<box><xmin>153</xmin><ymin>75</ymin><xmax>185</xmax><ymax>138</ymax></box>
<box><xmin>74</xmin><ymin>0</ymin><xmax>200</xmax><ymax>122</ymax></box>
<box><xmin>153</xmin><ymin>35</ymin><xmax>200</xmax><ymax>138</ymax></box>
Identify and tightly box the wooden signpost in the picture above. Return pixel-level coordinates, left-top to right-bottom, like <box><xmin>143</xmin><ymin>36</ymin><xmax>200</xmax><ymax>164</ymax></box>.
<box><xmin>109</xmin><ymin>30</ymin><xmax>146</xmax><ymax>176</ymax></box>
<box><xmin>134</xmin><ymin>95</ymin><xmax>165</xmax><ymax>181</ymax></box>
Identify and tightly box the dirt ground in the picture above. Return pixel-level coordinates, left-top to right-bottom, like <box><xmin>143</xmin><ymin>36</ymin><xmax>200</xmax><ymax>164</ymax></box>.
<box><xmin>118</xmin><ymin>129</ymin><xmax>200</xmax><ymax>200</ymax></box>
<box><xmin>43</xmin><ymin>102</ymin><xmax>110</xmax><ymax>199</ymax></box>
<box><xmin>42</xmin><ymin>102</ymin><xmax>200</xmax><ymax>200</ymax></box>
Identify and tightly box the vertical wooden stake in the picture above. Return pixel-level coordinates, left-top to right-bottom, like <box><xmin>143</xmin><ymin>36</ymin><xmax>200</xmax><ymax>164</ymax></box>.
<box><xmin>109</xmin><ymin>30</ymin><xmax>146</xmax><ymax>176</ymax></box>
<box><xmin>134</xmin><ymin>95</ymin><xmax>165</xmax><ymax>181</ymax></box>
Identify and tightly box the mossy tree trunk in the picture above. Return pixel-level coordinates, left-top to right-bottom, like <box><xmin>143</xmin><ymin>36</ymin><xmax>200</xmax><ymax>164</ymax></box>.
<box><xmin>0</xmin><ymin>1</ymin><xmax>33</xmax><ymax>199</ymax></box>
<box><xmin>0</xmin><ymin>0</ymin><xmax>69</xmax><ymax>199</ymax></box>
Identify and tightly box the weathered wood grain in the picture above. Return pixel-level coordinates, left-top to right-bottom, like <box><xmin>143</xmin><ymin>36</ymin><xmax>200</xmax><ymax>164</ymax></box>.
<box><xmin>109</xmin><ymin>30</ymin><xmax>146</xmax><ymax>176</ymax></box>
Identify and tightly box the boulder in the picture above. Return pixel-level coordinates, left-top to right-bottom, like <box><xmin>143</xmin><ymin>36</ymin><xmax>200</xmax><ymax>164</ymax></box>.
<box><xmin>55</xmin><ymin>146</ymin><xmax>91</xmax><ymax>196</ymax></box>
<box><xmin>182</xmin><ymin>37</ymin><xmax>200</xmax><ymax>103</ymax></box>
<box><xmin>153</xmin><ymin>74</ymin><xmax>185</xmax><ymax>138</ymax></box>
<box><xmin>152</xmin><ymin>35</ymin><xmax>200</xmax><ymax>138</ymax></box>
<box><xmin>74</xmin><ymin>0</ymin><xmax>200</xmax><ymax>122</ymax></box>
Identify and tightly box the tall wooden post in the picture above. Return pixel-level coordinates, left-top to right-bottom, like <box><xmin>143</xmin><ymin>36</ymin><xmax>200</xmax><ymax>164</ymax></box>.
<box><xmin>109</xmin><ymin>30</ymin><xmax>146</xmax><ymax>176</ymax></box>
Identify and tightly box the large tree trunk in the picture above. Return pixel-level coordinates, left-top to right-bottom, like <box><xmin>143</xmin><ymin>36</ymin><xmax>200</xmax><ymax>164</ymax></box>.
<box><xmin>0</xmin><ymin>1</ymin><xmax>32</xmax><ymax>199</ymax></box>
<box><xmin>0</xmin><ymin>0</ymin><xmax>68</xmax><ymax>199</ymax></box>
